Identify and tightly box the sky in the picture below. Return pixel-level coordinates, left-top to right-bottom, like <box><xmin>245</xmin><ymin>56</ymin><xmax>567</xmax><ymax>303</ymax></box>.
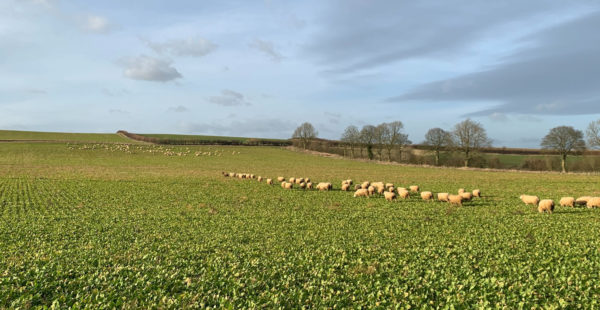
<box><xmin>2</xmin><ymin>0</ymin><xmax>599</xmax><ymax>148</ymax></box>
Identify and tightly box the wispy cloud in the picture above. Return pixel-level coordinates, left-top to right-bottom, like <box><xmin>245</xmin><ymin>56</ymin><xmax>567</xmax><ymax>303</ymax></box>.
<box><xmin>118</xmin><ymin>55</ymin><xmax>182</xmax><ymax>82</ymax></box>
<box><xmin>145</xmin><ymin>36</ymin><xmax>217</xmax><ymax>57</ymax></box>
<box><xmin>249</xmin><ymin>38</ymin><xmax>283</xmax><ymax>62</ymax></box>
<box><xmin>167</xmin><ymin>105</ymin><xmax>189</xmax><ymax>113</ymax></box>
<box><xmin>208</xmin><ymin>89</ymin><xmax>250</xmax><ymax>106</ymax></box>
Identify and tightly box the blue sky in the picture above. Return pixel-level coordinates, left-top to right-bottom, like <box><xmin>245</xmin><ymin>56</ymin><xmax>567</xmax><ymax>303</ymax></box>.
<box><xmin>2</xmin><ymin>0</ymin><xmax>599</xmax><ymax>147</ymax></box>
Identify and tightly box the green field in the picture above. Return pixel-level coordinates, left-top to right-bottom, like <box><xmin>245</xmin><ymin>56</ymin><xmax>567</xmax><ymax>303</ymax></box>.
<box><xmin>2</xmin><ymin>137</ymin><xmax>600</xmax><ymax>308</ymax></box>
<box><xmin>0</xmin><ymin>130</ymin><xmax>136</xmax><ymax>144</ymax></box>
<box><xmin>138</xmin><ymin>133</ymin><xmax>289</xmax><ymax>144</ymax></box>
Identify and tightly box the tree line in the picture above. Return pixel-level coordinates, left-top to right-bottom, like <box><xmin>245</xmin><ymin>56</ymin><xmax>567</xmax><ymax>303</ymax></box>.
<box><xmin>292</xmin><ymin>119</ymin><xmax>600</xmax><ymax>173</ymax></box>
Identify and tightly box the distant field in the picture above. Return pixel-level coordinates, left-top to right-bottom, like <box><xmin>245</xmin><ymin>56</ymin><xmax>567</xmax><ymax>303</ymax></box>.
<box><xmin>1</xmin><ymin>141</ymin><xmax>600</xmax><ymax>307</ymax></box>
<box><xmin>0</xmin><ymin>130</ymin><xmax>136</xmax><ymax>143</ymax></box>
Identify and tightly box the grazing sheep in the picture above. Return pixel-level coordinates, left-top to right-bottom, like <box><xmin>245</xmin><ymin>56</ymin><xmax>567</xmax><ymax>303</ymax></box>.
<box><xmin>460</xmin><ymin>192</ymin><xmax>473</xmax><ymax>202</ymax></box>
<box><xmin>250</xmin><ymin>174</ymin><xmax>255</xmax><ymax>179</ymax></box>
<box><xmin>283</xmin><ymin>182</ymin><xmax>293</xmax><ymax>190</ymax></box>
<box><xmin>586</xmin><ymin>197</ymin><xmax>600</xmax><ymax>208</ymax></box>
<box><xmin>385</xmin><ymin>183</ymin><xmax>394</xmax><ymax>189</ymax></box>
<box><xmin>257</xmin><ymin>176</ymin><xmax>263</xmax><ymax>182</ymax></box>
<box><xmin>281</xmin><ymin>182</ymin><xmax>287</xmax><ymax>189</ymax></box>
<box><xmin>437</xmin><ymin>193</ymin><xmax>449</xmax><ymax>202</ymax></box>
<box><xmin>409</xmin><ymin>185</ymin><xmax>419</xmax><ymax>192</ymax></box>
<box><xmin>538</xmin><ymin>199</ymin><xmax>554</xmax><ymax>213</ymax></box>
<box><xmin>277</xmin><ymin>177</ymin><xmax>285</xmax><ymax>182</ymax></box>
<box><xmin>472</xmin><ymin>189</ymin><xmax>481</xmax><ymax>198</ymax></box>
<box><xmin>306</xmin><ymin>182</ymin><xmax>313</xmax><ymax>190</ymax></box>
<box><xmin>384</xmin><ymin>191</ymin><xmax>396</xmax><ymax>201</ymax></box>
<box><xmin>361</xmin><ymin>181</ymin><xmax>370</xmax><ymax>189</ymax></box>
<box><xmin>222</xmin><ymin>172</ymin><xmax>229</xmax><ymax>177</ymax></box>
<box><xmin>448</xmin><ymin>194</ymin><xmax>463</xmax><ymax>206</ymax></box>
<box><xmin>354</xmin><ymin>188</ymin><xmax>369</xmax><ymax>198</ymax></box>
<box><xmin>397</xmin><ymin>187</ymin><xmax>406</xmax><ymax>191</ymax></box>
<box><xmin>377</xmin><ymin>187</ymin><xmax>385</xmax><ymax>195</ymax></box>
<box><xmin>305</xmin><ymin>178</ymin><xmax>311</xmax><ymax>183</ymax></box>
<box><xmin>388</xmin><ymin>186</ymin><xmax>395</xmax><ymax>193</ymax></box>
<box><xmin>341</xmin><ymin>183</ymin><xmax>350</xmax><ymax>191</ymax></box>
<box><xmin>458</xmin><ymin>188</ymin><xmax>465</xmax><ymax>194</ymax></box>
<box><xmin>289</xmin><ymin>177</ymin><xmax>296</xmax><ymax>184</ymax></box>
<box><xmin>266</xmin><ymin>178</ymin><xmax>273</xmax><ymax>185</ymax></box>
<box><xmin>230</xmin><ymin>172</ymin><xmax>236</xmax><ymax>178</ymax></box>
<box><xmin>316</xmin><ymin>182</ymin><xmax>332</xmax><ymax>191</ymax></box>
<box><xmin>296</xmin><ymin>178</ymin><xmax>304</xmax><ymax>184</ymax></box>
<box><xmin>372</xmin><ymin>182</ymin><xmax>385</xmax><ymax>191</ymax></box>
<box><xmin>398</xmin><ymin>189</ymin><xmax>410</xmax><ymax>199</ymax></box>
<box><xmin>346</xmin><ymin>179</ymin><xmax>353</xmax><ymax>185</ymax></box>
<box><xmin>576</xmin><ymin>196</ymin><xmax>592</xmax><ymax>206</ymax></box>
<box><xmin>559</xmin><ymin>197</ymin><xmax>575</xmax><ymax>207</ymax></box>
<box><xmin>299</xmin><ymin>182</ymin><xmax>306</xmax><ymax>189</ymax></box>
<box><xmin>421</xmin><ymin>191</ymin><xmax>433</xmax><ymax>201</ymax></box>
<box><xmin>238</xmin><ymin>174</ymin><xmax>244</xmax><ymax>179</ymax></box>
<box><xmin>354</xmin><ymin>184</ymin><xmax>361</xmax><ymax>191</ymax></box>
<box><xmin>368</xmin><ymin>185</ymin><xmax>376</xmax><ymax>196</ymax></box>
<box><xmin>520</xmin><ymin>195</ymin><xmax>540</xmax><ymax>206</ymax></box>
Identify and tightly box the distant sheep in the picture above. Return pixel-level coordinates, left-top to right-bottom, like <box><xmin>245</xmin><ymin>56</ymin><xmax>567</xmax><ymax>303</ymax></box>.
<box><xmin>354</xmin><ymin>184</ymin><xmax>361</xmax><ymax>191</ymax></box>
<box><xmin>421</xmin><ymin>191</ymin><xmax>433</xmax><ymax>201</ymax></box>
<box><xmin>586</xmin><ymin>197</ymin><xmax>600</xmax><ymax>208</ymax></box>
<box><xmin>306</xmin><ymin>182</ymin><xmax>313</xmax><ymax>190</ymax></box>
<box><xmin>576</xmin><ymin>196</ymin><xmax>592</xmax><ymax>206</ymax></box>
<box><xmin>437</xmin><ymin>193</ymin><xmax>449</xmax><ymax>202</ymax></box>
<box><xmin>299</xmin><ymin>182</ymin><xmax>306</xmax><ymax>189</ymax></box>
<box><xmin>377</xmin><ymin>187</ymin><xmax>385</xmax><ymax>195</ymax></box>
<box><xmin>266</xmin><ymin>178</ymin><xmax>273</xmax><ymax>185</ymax></box>
<box><xmin>448</xmin><ymin>194</ymin><xmax>463</xmax><ymax>206</ymax></box>
<box><xmin>368</xmin><ymin>185</ymin><xmax>376</xmax><ymax>196</ymax></box>
<box><xmin>460</xmin><ymin>192</ymin><xmax>473</xmax><ymax>202</ymax></box>
<box><xmin>409</xmin><ymin>185</ymin><xmax>419</xmax><ymax>192</ymax></box>
<box><xmin>538</xmin><ymin>199</ymin><xmax>554</xmax><ymax>213</ymax></box>
<box><xmin>277</xmin><ymin>177</ymin><xmax>285</xmax><ymax>182</ymax></box>
<box><xmin>361</xmin><ymin>181</ymin><xmax>370</xmax><ymax>189</ymax></box>
<box><xmin>472</xmin><ymin>189</ymin><xmax>481</xmax><ymax>198</ymax></box>
<box><xmin>388</xmin><ymin>187</ymin><xmax>395</xmax><ymax>193</ymax></box>
<box><xmin>398</xmin><ymin>189</ymin><xmax>410</xmax><ymax>199</ymax></box>
<box><xmin>283</xmin><ymin>182</ymin><xmax>293</xmax><ymax>190</ymax></box>
<box><xmin>559</xmin><ymin>197</ymin><xmax>575</xmax><ymax>207</ymax></box>
<box><xmin>305</xmin><ymin>178</ymin><xmax>311</xmax><ymax>183</ymax></box>
<box><xmin>354</xmin><ymin>189</ymin><xmax>369</xmax><ymax>198</ymax></box>
<box><xmin>296</xmin><ymin>178</ymin><xmax>304</xmax><ymax>184</ymax></box>
<box><xmin>316</xmin><ymin>182</ymin><xmax>332</xmax><ymax>191</ymax></box>
<box><xmin>289</xmin><ymin>177</ymin><xmax>296</xmax><ymax>184</ymax></box>
<box><xmin>229</xmin><ymin>172</ymin><xmax>236</xmax><ymax>178</ymax></box>
<box><xmin>385</xmin><ymin>183</ymin><xmax>394</xmax><ymax>189</ymax></box>
<box><xmin>250</xmin><ymin>174</ymin><xmax>255</xmax><ymax>179</ymax></box>
<box><xmin>341</xmin><ymin>183</ymin><xmax>350</xmax><ymax>191</ymax></box>
<box><xmin>458</xmin><ymin>188</ymin><xmax>465</xmax><ymax>194</ymax></box>
<box><xmin>520</xmin><ymin>195</ymin><xmax>540</xmax><ymax>206</ymax></box>
<box><xmin>257</xmin><ymin>176</ymin><xmax>263</xmax><ymax>182</ymax></box>
<box><xmin>222</xmin><ymin>172</ymin><xmax>229</xmax><ymax>177</ymax></box>
<box><xmin>384</xmin><ymin>191</ymin><xmax>396</xmax><ymax>201</ymax></box>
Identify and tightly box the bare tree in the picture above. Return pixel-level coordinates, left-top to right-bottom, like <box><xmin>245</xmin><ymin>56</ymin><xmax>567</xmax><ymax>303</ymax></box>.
<box><xmin>586</xmin><ymin>120</ymin><xmax>600</xmax><ymax>149</ymax></box>
<box><xmin>541</xmin><ymin>126</ymin><xmax>585</xmax><ymax>173</ymax></box>
<box><xmin>452</xmin><ymin>119</ymin><xmax>491</xmax><ymax>167</ymax></box>
<box><xmin>424</xmin><ymin>128</ymin><xmax>452</xmax><ymax>166</ymax></box>
<box><xmin>341</xmin><ymin>125</ymin><xmax>360</xmax><ymax>158</ymax></box>
<box><xmin>374</xmin><ymin>123</ymin><xmax>388</xmax><ymax>160</ymax></box>
<box><xmin>383</xmin><ymin>121</ymin><xmax>410</xmax><ymax>161</ymax></box>
<box><xmin>292</xmin><ymin>122</ymin><xmax>318</xmax><ymax>149</ymax></box>
<box><xmin>360</xmin><ymin>125</ymin><xmax>376</xmax><ymax>160</ymax></box>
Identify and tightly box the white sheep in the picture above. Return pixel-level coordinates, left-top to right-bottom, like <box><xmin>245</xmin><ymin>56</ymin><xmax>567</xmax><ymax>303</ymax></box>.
<box><xmin>437</xmin><ymin>193</ymin><xmax>449</xmax><ymax>202</ymax></box>
<box><xmin>586</xmin><ymin>197</ymin><xmax>600</xmax><ymax>208</ymax></box>
<box><xmin>384</xmin><ymin>191</ymin><xmax>396</xmax><ymax>201</ymax></box>
<box><xmin>538</xmin><ymin>199</ymin><xmax>554</xmax><ymax>213</ymax></box>
<box><xmin>421</xmin><ymin>191</ymin><xmax>433</xmax><ymax>201</ymax></box>
<box><xmin>409</xmin><ymin>185</ymin><xmax>419</xmax><ymax>192</ymax></box>
<box><xmin>448</xmin><ymin>194</ymin><xmax>463</xmax><ymax>206</ymax></box>
<box><xmin>520</xmin><ymin>195</ymin><xmax>540</xmax><ymax>206</ymax></box>
<box><xmin>559</xmin><ymin>197</ymin><xmax>574</xmax><ymax>207</ymax></box>
<box><xmin>354</xmin><ymin>188</ymin><xmax>369</xmax><ymax>198</ymax></box>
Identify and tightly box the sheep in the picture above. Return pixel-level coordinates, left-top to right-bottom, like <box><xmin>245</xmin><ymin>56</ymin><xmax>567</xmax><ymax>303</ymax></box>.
<box><xmin>289</xmin><ymin>177</ymin><xmax>296</xmax><ymax>184</ymax></box>
<box><xmin>586</xmin><ymin>197</ymin><xmax>600</xmax><ymax>208</ymax></box>
<box><xmin>384</xmin><ymin>191</ymin><xmax>396</xmax><ymax>201</ymax></box>
<box><xmin>257</xmin><ymin>176</ymin><xmax>263</xmax><ymax>182</ymax></box>
<box><xmin>250</xmin><ymin>174</ymin><xmax>255</xmax><ymax>179</ymax></box>
<box><xmin>354</xmin><ymin>188</ymin><xmax>369</xmax><ymax>198</ymax></box>
<box><xmin>346</xmin><ymin>179</ymin><xmax>353</xmax><ymax>185</ymax></box>
<box><xmin>559</xmin><ymin>197</ymin><xmax>575</xmax><ymax>207</ymax></box>
<box><xmin>576</xmin><ymin>196</ymin><xmax>593</xmax><ymax>206</ymax></box>
<box><xmin>472</xmin><ymin>189</ymin><xmax>481</xmax><ymax>198</ymax></box>
<box><xmin>283</xmin><ymin>182</ymin><xmax>293</xmax><ymax>190</ymax></box>
<box><xmin>397</xmin><ymin>187</ymin><xmax>406</xmax><ymax>191</ymax></box>
<box><xmin>281</xmin><ymin>182</ymin><xmax>287</xmax><ymax>189</ymax></box>
<box><xmin>520</xmin><ymin>195</ymin><xmax>540</xmax><ymax>206</ymax></box>
<box><xmin>222</xmin><ymin>171</ymin><xmax>229</xmax><ymax>177</ymax></box>
<box><xmin>458</xmin><ymin>188</ymin><xmax>465</xmax><ymax>194</ymax></box>
<box><xmin>306</xmin><ymin>182</ymin><xmax>313</xmax><ymax>190</ymax></box>
<box><xmin>305</xmin><ymin>178</ymin><xmax>311</xmax><ymax>183</ymax></box>
<box><xmin>266</xmin><ymin>178</ymin><xmax>273</xmax><ymax>185</ymax></box>
<box><xmin>354</xmin><ymin>184</ymin><xmax>361</xmax><ymax>191</ymax></box>
<box><xmin>385</xmin><ymin>183</ymin><xmax>394</xmax><ymax>189</ymax></box>
<box><xmin>296</xmin><ymin>178</ymin><xmax>304</xmax><ymax>184</ymax></box>
<box><xmin>277</xmin><ymin>177</ymin><xmax>285</xmax><ymax>182</ymax></box>
<box><xmin>460</xmin><ymin>192</ymin><xmax>473</xmax><ymax>202</ymax></box>
<box><xmin>299</xmin><ymin>182</ymin><xmax>306</xmax><ymax>189</ymax></box>
<box><xmin>361</xmin><ymin>181</ymin><xmax>370</xmax><ymax>189</ymax></box>
<box><xmin>398</xmin><ymin>189</ymin><xmax>410</xmax><ymax>199</ymax></box>
<box><xmin>409</xmin><ymin>185</ymin><xmax>419</xmax><ymax>192</ymax></box>
<box><xmin>341</xmin><ymin>183</ymin><xmax>350</xmax><ymax>191</ymax></box>
<box><xmin>229</xmin><ymin>172</ymin><xmax>236</xmax><ymax>178</ymax></box>
<box><xmin>437</xmin><ymin>193</ymin><xmax>449</xmax><ymax>202</ymax></box>
<box><xmin>368</xmin><ymin>185</ymin><xmax>376</xmax><ymax>196</ymax></box>
<box><xmin>448</xmin><ymin>194</ymin><xmax>463</xmax><ymax>206</ymax></box>
<box><xmin>388</xmin><ymin>186</ymin><xmax>395</xmax><ymax>193</ymax></box>
<box><xmin>372</xmin><ymin>182</ymin><xmax>385</xmax><ymax>191</ymax></box>
<box><xmin>377</xmin><ymin>186</ymin><xmax>385</xmax><ymax>195</ymax></box>
<box><xmin>538</xmin><ymin>199</ymin><xmax>554</xmax><ymax>213</ymax></box>
<box><xmin>316</xmin><ymin>182</ymin><xmax>332</xmax><ymax>191</ymax></box>
<box><xmin>421</xmin><ymin>191</ymin><xmax>433</xmax><ymax>201</ymax></box>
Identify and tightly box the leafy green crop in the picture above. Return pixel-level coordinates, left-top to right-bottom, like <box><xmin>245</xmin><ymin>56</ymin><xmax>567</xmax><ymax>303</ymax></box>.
<box><xmin>1</xmin><ymin>142</ymin><xmax>600</xmax><ymax>308</ymax></box>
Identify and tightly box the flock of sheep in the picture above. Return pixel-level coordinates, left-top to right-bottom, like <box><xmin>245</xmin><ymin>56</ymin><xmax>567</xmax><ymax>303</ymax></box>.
<box><xmin>520</xmin><ymin>195</ymin><xmax>600</xmax><ymax>213</ymax></box>
<box><xmin>222</xmin><ymin>172</ymin><xmax>481</xmax><ymax>206</ymax></box>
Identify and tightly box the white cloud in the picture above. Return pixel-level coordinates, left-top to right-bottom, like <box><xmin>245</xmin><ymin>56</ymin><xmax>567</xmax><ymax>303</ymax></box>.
<box><xmin>208</xmin><ymin>89</ymin><xmax>250</xmax><ymax>106</ymax></box>
<box><xmin>145</xmin><ymin>36</ymin><xmax>217</xmax><ymax>57</ymax></box>
<box><xmin>167</xmin><ymin>105</ymin><xmax>189</xmax><ymax>113</ymax></box>
<box><xmin>119</xmin><ymin>55</ymin><xmax>182</xmax><ymax>82</ymax></box>
<box><xmin>83</xmin><ymin>15</ymin><xmax>112</xmax><ymax>33</ymax></box>
<box><xmin>488</xmin><ymin>112</ymin><xmax>509</xmax><ymax>122</ymax></box>
<box><xmin>249</xmin><ymin>38</ymin><xmax>283</xmax><ymax>62</ymax></box>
